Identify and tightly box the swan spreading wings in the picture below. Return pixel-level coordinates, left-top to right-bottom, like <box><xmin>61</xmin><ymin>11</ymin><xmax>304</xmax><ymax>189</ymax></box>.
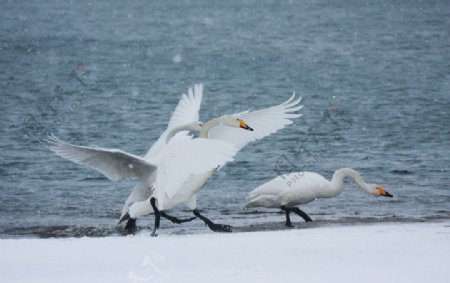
<box><xmin>47</xmin><ymin>130</ymin><xmax>240</xmax><ymax>233</ymax></box>
<box><xmin>125</xmin><ymin>86</ymin><xmax>303</xmax><ymax>234</ymax></box>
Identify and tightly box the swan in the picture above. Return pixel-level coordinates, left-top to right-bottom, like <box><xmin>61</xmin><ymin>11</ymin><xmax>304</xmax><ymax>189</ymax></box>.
<box><xmin>48</xmin><ymin>84</ymin><xmax>205</xmax><ymax>233</ymax></box>
<box><xmin>118</xmin><ymin>85</ymin><xmax>246</xmax><ymax>230</ymax></box>
<box><xmin>245</xmin><ymin>168</ymin><xmax>393</xmax><ymax>227</ymax></box>
<box><xmin>126</xmin><ymin>92</ymin><xmax>304</xmax><ymax>233</ymax></box>
<box><xmin>47</xmin><ymin>84</ymin><xmax>257</xmax><ymax>235</ymax></box>
<box><xmin>122</xmin><ymin>114</ymin><xmax>255</xmax><ymax>234</ymax></box>
<box><xmin>46</xmin><ymin>119</ymin><xmax>248</xmax><ymax>236</ymax></box>
<box><xmin>119</xmin><ymin>84</ymin><xmax>205</xmax><ymax>232</ymax></box>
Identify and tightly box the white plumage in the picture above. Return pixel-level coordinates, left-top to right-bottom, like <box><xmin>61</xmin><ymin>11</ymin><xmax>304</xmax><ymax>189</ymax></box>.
<box><xmin>47</xmin><ymin>131</ymin><xmax>238</xmax><ymax>212</ymax></box>
<box><xmin>153</xmin><ymin>138</ymin><xmax>237</xmax><ymax>210</ymax></box>
<box><xmin>48</xmin><ymin>83</ymin><xmax>305</xmax><ymax>235</ymax></box>
<box><xmin>122</xmin><ymin>84</ymin><xmax>205</xmax><ymax>220</ymax></box>
<box><xmin>207</xmin><ymin>93</ymin><xmax>303</xmax><ymax>151</ymax></box>
<box><xmin>245</xmin><ymin>168</ymin><xmax>393</xmax><ymax>226</ymax></box>
<box><xmin>47</xmin><ymin>134</ymin><xmax>157</xmax><ymax>181</ymax></box>
<box><xmin>144</xmin><ymin>84</ymin><xmax>203</xmax><ymax>162</ymax></box>
<box><xmin>127</xmin><ymin>93</ymin><xmax>304</xmax><ymax>224</ymax></box>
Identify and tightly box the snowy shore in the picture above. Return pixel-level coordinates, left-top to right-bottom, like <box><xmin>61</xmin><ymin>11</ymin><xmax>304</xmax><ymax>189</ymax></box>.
<box><xmin>1</xmin><ymin>222</ymin><xmax>449</xmax><ymax>283</ymax></box>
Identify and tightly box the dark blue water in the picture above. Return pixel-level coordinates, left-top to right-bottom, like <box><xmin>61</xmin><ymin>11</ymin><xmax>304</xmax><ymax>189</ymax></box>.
<box><xmin>1</xmin><ymin>0</ymin><xmax>449</xmax><ymax>238</ymax></box>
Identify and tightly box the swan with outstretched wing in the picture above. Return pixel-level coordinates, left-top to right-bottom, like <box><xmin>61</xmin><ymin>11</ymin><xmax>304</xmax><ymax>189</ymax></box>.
<box><xmin>117</xmin><ymin>84</ymin><xmax>205</xmax><ymax>231</ymax></box>
<box><xmin>47</xmin><ymin>125</ymin><xmax>240</xmax><ymax>237</ymax></box>
<box><xmin>127</xmin><ymin>92</ymin><xmax>304</xmax><ymax>233</ymax></box>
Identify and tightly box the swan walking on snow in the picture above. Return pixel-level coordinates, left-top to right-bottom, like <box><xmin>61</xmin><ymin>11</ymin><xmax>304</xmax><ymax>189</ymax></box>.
<box><xmin>245</xmin><ymin>168</ymin><xmax>393</xmax><ymax>227</ymax></box>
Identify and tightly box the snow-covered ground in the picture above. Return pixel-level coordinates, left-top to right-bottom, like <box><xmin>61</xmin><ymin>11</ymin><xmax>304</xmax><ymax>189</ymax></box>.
<box><xmin>1</xmin><ymin>222</ymin><xmax>449</xmax><ymax>283</ymax></box>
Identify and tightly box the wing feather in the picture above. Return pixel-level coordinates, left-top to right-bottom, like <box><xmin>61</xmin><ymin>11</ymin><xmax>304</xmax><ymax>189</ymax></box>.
<box><xmin>207</xmin><ymin>93</ymin><xmax>303</xmax><ymax>151</ymax></box>
<box><xmin>144</xmin><ymin>84</ymin><xmax>203</xmax><ymax>161</ymax></box>
<box><xmin>47</xmin><ymin>134</ymin><xmax>156</xmax><ymax>181</ymax></box>
<box><xmin>154</xmin><ymin>138</ymin><xmax>238</xmax><ymax>208</ymax></box>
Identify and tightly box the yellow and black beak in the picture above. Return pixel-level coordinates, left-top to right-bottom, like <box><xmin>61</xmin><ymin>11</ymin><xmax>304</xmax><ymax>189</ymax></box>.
<box><xmin>378</xmin><ymin>187</ymin><xmax>393</xmax><ymax>197</ymax></box>
<box><xmin>239</xmin><ymin>119</ymin><xmax>254</xmax><ymax>131</ymax></box>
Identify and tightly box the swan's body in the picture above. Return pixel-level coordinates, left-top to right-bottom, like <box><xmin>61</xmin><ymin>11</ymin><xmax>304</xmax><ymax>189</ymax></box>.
<box><xmin>156</xmin><ymin>115</ymin><xmax>254</xmax><ymax>208</ymax></box>
<box><xmin>120</xmin><ymin>84</ymin><xmax>255</xmax><ymax>220</ymax></box>
<box><xmin>127</xmin><ymin>93</ymin><xmax>304</xmax><ymax>227</ymax></box>
<box><xmin>119</xmin><ymin>84</ymin><xmax>205</xmax><ymax>223</ymax></box>
<box><xmin>47</xmin><ymin>129</ymin><xmax>238</xmax><ymax>205</ymax></box>
<box><xmin>245</xmin><ymin>168</ymin><xmax>393</xmax><ymax>226</ymax></box>
<box><xmin>47</xmin><ymin>124</ymin><xmax>241</xmax><ymax>236</ymax></box>
<box><xmin>46</xmin><ymin>84</ymin><xmax>245</xmax><ymax>233</ymax></box>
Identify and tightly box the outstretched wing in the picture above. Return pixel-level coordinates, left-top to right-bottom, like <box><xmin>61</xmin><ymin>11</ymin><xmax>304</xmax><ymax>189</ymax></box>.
<box><xmin>167</xmin><ymin>84</ymin><xmax>203</xmax><ymax>129</ymax></box>
<box><xmin>207</xmin><ymin>93</ymin><xmax>303</xmax><ymax>151</ymax></box>
<box><xmin>154</xmin><ymin>138</ymin><xmax>238</xmax><ymax>208</ymax></box>
<box><xmin>47</xmin><ymin>134</ymin><xmax>156</xmax><ymax>181</ymax></box>
<box><xmin>144</xmin><ymin>84</ymin><xmax>203</xmax><ymax>161</ymax></box>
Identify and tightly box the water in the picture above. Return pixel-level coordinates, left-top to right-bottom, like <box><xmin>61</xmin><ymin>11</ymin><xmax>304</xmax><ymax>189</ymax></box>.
<box><xmin>1</xmin><ymin>0</ymin><xmax>449</xmax><ymax>238</ymax></box>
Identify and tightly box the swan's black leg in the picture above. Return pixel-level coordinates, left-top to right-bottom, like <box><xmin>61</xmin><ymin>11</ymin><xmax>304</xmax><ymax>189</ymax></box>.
<box><xmin>119</xmin><ymin>212</ymin><xmax>130</xmax><ymax>224</ymax></box>
<box><xmin>291</xmin><ymin>207</ymin><xmax>313</xmax><ymax>222</ymax></box>
<box><xmin>281</xmin><ymin>206</ymin><xmax>293</xmax><ymax>227</ymax></box>
<box><xmin>119</xmin><ymin>212</ymin><xmax>137</xmax><ymax>234</ymax></box>
<box><xmin>124</xmin><ymin>218</ymin><xmax>137</xmax><ymax>234</ymax></box>
<box><xmin>150</xmin><ymin>197</ymin><xmax>160</xmax><ymax>237</ymax></box>
<box><xmin>160</xmin><ymin>211</ymin><xmax>197</xmax><ymax>224</ymax></box>
<box><xmin>193</xmin><ymin>209</ymin><xmax>232</xmax><ymax>232</ymax></box>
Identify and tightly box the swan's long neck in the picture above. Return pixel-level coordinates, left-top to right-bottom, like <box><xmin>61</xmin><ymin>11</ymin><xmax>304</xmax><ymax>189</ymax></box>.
<box><xmin>165</xmin><ymin>124</ymin><xmax>194</xmax><ymax>143</ymax></box>
<box><xmin>200</xmin><ymin>117</ymin><xmax>224</xmax><ymax>138</ymax></box>
<box><xmin>166</xmin><ymin>116</ymin><xmax>225</xmax><ymax>143</ymax></box>
<box><xmin>323</xmin><ymin>168</ymin><xmax>369</xmax><ymax>197</ymax></box>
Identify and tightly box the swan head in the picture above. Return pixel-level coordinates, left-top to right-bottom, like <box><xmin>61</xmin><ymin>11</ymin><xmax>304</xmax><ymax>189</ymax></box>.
<box><xmin>368</xmin><ymin>184</ymin><xmax>393</xmax><ymax>197</ymax></box>
<box><xmin>222</xmin><ymin>116</ymin><xmax>254</xmax><ymax>131</ymax></box>
<box><xmin>184</xmin><ymin>121</ymin><xmax>204</xmax><ymax>132</ymax></box>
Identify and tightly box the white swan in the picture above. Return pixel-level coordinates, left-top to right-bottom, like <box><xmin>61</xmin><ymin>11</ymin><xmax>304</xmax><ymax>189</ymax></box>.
<box><xmin>47</xmin><ymin>84</ymin><xmax>256</xmax><ymax>235</ymax></box>
<box><xmin>118</xmin><ymin>84</ymin><xmax>206</xmax><ymax>231</ymax></box>
<box><xmin>123</xmin><ymin>114</ymin><xmax>255</xmax><ymax>233</ymax></box>
<box><xmin>120</xmin><ymin>84</ymin><xmax>257</xmax><ymax>233</ymax></box>
<box><xmin>245</xmin><ymin>168</ymin><xmax>393</xmax><ymax>227</ymax></box>
<box><xmin>47</xmin><ymin>122</ymin><xmax>245</xmax><ymax>236</ymax></box>
<box><xmin>127</xmin><ymin>92</ymin><xmax>304</xmax><ymax>232</ymax></box>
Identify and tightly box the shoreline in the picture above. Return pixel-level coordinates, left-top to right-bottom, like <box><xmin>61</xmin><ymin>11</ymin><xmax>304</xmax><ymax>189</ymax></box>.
<box><xmin>1</xmin><ymin>222</ymin><xmax>449</xmax><ymax>283</ymax></box>
<box><xmin>2</xmin><ymin>215</ymin><xmax>449</xmax><ymax>239</ymax></box>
